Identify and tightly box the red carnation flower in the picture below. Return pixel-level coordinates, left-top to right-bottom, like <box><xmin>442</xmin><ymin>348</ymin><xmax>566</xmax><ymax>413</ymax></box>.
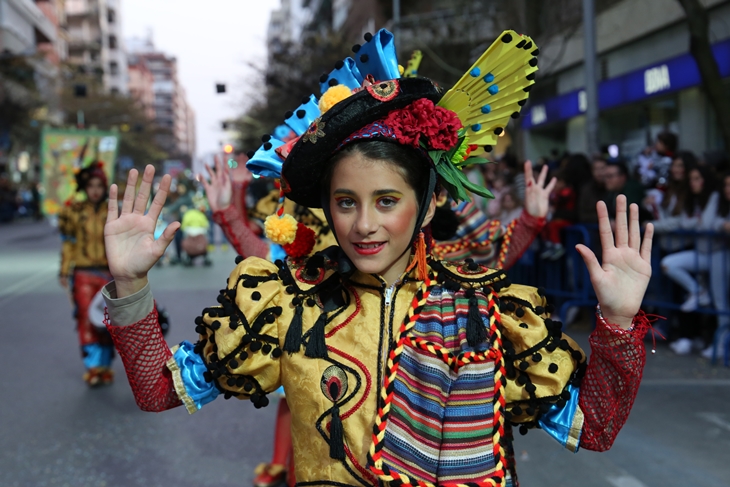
<box><xmin>282</xmin><ymin>223</ymin><xmax>316</xmax><ymax>258</ymax></box>
<box><xmin>382</xmin><ymin>99</ymin><xmax>462</xmax><ymax>151</ymax></box>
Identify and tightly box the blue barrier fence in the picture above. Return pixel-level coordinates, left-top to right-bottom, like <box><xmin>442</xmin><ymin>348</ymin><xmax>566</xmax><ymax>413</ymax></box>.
<box><xmin>505</xmin><ymin>225</ymin><xmax>730</xmax><ymax>366</ymax></box>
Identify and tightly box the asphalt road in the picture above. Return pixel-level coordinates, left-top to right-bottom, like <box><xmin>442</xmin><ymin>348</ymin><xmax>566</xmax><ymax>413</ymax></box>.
<box><xmin>1</xmin><ymin>220</ymin><xmax>729</xmax><ymax>487</ymax></box>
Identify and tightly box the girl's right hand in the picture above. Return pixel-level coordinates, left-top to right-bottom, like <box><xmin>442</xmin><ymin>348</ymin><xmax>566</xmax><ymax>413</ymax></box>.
<box><xmin>105</xmin><ymin>165</ymin><xmax>180</xmax><ymax>297</ymax></box>
<box><xmin>198</xmin><ymin>155</ymin><xmax>232</xmax><ymax>213</ymax></box>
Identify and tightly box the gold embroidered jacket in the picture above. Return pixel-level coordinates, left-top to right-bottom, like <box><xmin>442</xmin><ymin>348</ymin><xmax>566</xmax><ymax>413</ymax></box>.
<box><xmin>167</xmin><ymin>250</ymin><xmax>588</xmax><ymax>486</ymax></box>
<box><xmin>58</xmin><ymin>200</ymin><xmax>108</xmax><ymax>276</ymax></box>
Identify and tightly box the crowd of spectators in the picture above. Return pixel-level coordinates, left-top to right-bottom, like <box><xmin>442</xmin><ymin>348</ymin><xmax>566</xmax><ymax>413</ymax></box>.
<box><xmin>0</xmin><ymin>174</ymin><xmax>41</xmax><ymax>223</ymax></box>
<box><xmin>470</xmin><ymin>133</ymin><xmax>729</xmax><ymax>361</ymax></box>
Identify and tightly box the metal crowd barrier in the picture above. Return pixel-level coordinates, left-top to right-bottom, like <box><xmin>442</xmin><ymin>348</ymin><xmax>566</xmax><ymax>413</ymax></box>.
<box><xmin>505</xmin><ymin>225</ymin><xmax>730</xmax><ymax>366</ymax></box>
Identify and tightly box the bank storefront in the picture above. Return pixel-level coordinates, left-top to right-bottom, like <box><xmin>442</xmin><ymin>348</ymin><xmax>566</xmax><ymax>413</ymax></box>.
<box><xmin>523</xmin><ymin>38</ymin><xmax>730</xmax><ymax>160</ymax></box>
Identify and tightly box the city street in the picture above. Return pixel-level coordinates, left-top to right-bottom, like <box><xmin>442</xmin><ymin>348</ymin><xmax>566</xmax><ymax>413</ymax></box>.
<box><xmin>2</xmin><ymin>220</ymin><xmax>730</xmax><ymax>487</ymax></box>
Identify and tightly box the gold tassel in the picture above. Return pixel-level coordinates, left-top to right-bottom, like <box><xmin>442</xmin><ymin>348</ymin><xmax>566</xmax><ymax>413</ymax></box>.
<box><xmin>406</xmin><ymin>231</ymin><xmax>428</xmax><ymax>281</ymax></box>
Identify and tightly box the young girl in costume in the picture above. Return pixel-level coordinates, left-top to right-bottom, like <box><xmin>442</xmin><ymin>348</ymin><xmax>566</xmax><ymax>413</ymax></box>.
<box><xmin>103</xmin><ymin>30</ymin><xmax>655</xmax><ymax>486</ymax></box>
<box><xmin>202</xmin><ymin>143</ymin><xmax>553</xmax><ymax>487</ymax></box>
<box><xmin>58</xmin><ymin>162</ymin><xmax>115</xmax><ymax>386</ymax></box>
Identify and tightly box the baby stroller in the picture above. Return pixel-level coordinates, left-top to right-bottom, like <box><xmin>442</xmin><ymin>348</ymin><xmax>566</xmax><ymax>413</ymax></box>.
<box><xmin>180</xmin><ymin>208</ymin><xmax>212</xmax><ymax>266</ymax></box>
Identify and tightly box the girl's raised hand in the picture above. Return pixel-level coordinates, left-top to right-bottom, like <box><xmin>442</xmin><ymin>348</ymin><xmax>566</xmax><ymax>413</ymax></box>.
<box><xmin>104</xmin><ymin>165</ymin><xmax>179</xmax><ymax>297</ymax></box>
<box><xmin>575</xmin><ymin>195</ymin><xmax>654</xmax><ymax>329</ymax></box>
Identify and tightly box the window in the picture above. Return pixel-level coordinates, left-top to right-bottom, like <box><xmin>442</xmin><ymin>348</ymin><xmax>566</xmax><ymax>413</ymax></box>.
<box><xmin>109</xmin><ymin>61</ymin><xmax>119</xmax><ymax>75</ymax></box>
<box><xmin>109</xmin><ymin>35</ymin><xmax>117</xmax><ymax>49</ymax></box>
<box><xmin>108</xmin><ymin>9</ymin><xmax>116</xmax><ymax>24</ymax></box>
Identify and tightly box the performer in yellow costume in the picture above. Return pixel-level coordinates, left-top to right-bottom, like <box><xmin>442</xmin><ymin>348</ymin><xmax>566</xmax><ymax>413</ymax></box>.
<box><xmin>58</xmin><ymin>162</ymin><xmax>114</xmax><ymax>386</ymax></box>
<box><xmin>103</xmin><ymin>30</ymin><xmax>656</xmax><ymax>486</ymax></box>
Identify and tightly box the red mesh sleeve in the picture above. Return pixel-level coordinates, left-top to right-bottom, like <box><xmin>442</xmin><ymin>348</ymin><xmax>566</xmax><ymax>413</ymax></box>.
<box><xmin>212</xmin><ymin>204</ymin><xmax>270</xmax><ymax>258</ymax></box>
<box><xmin>578</xmin><ymin>311</ymin><xmax>651</xmax><ymax>451</ymax></box>
<box><xmin>105</xmin><ymin>307</ymin><xmax>182</xmax><ymax>412</ymax></box>
<box><xmin>499</xmin><ymin>210</ymin><xmax>545</xmax><ymax>270</ymax></box>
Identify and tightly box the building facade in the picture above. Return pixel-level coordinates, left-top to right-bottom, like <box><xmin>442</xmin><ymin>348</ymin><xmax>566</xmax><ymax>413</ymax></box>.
<box><xmin>522</xmin><ymin>0</ymin><xmax>730</xmax><ymax>161</ymax></box>
<box><xmin>65</xmin><ymin>0</ymin><xmax>128</xmax><ymax>94</ymax></box>
<box><xmin>127</xmin><ymin>53</ymin><xmax>154</xmax><ymax>120</ymax></box>
<box><xmin>127</xmin><ymin>38</ymin><xmax>196</xmax><ymax>158</ymax></box>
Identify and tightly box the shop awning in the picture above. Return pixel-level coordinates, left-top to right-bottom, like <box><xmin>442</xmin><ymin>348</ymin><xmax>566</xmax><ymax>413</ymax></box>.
<box><xmin>522</xmin><ymin>37</ymin><xmax>730</xmax><ymax>129</ymax></box>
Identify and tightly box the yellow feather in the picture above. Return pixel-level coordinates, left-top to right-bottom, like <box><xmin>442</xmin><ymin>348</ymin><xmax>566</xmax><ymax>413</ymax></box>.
<box><xmin>438</xmin><ymin>30</ymin><xmax>538</xmax><ymax>148</ymax></box>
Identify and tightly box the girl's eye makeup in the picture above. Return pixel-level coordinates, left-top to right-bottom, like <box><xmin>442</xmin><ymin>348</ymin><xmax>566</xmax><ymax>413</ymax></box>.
<box><xmin>335</xmin><ymin>197</ymin><xmax>356</xmax><ymax>209</ymax></box>
<box><xmin>377</xmin><ymin>196</ymin><xmax>400</xmax><ymax>208</ymax></box>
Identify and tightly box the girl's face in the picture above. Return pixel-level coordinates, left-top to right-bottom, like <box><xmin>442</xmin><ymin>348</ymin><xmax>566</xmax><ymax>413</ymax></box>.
<box><xmin>670</xmin><ymin>157</ymin><xmax>685</xmax><ymax>182</ymax></box>
<box><xmin>724</xmin><ymin>176</ymin><xmax>730</xmax><ymax>202</ymax></box>
<box><xmin>689</xmin><ymin>169</ymin><xmax>704</xmax><ymax>195</ymax></box>
<box><xmin>329</xmin><ymin>151</ymin><xmax>435</xmax><ymax>285</ymax></box>
<box><xmin>85</xmin><ymin>177</ymin><xmax>106</xmax><ymax>204</ymax></box>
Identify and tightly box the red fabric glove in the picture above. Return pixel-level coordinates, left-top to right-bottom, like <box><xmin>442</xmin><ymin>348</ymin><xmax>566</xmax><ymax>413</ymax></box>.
<box><xmin>499</xmin><ymin>210</ymin><xmax>546</xmax><ymax>270</ymax></box>
<box><xmin>213</xmin><ymin>205</ymin><xmax>270</xmax><ymax>259</ymax></box>
<box><xmin>578</xmin><ymin>311</ymin><xmax>651</xmax><ymax>451</ymax></box>
<box><xmin>105</xmin><ymin>307</ymin><xmax>182</xmax><ymax>412</ymax></box>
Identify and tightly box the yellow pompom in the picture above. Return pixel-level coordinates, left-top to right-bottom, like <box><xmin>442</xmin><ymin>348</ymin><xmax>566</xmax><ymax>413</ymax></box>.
<box><xmin>318</xmin><ymin>85</ymin><xmax>353</xmax><ymax>114</ymax></box>
<box><xmin>264</xmin><ymin>214</ymin><xmax>298</xmax><ymax>245</ymax></box>
<box><xmin>398</xmin><ymin>65</ymin><xmax>405</xmax><ymax>75</ymax></box>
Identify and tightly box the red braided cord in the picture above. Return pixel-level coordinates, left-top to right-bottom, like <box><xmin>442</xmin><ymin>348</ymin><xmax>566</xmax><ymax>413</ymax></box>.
<box><xmin>105</xmin><ymin>307</ymin><xmax>182</xmax><ymax>412</ymax></box>
<box><xmin>578</xmin><ymin>310</ymin><xmax>650</xmax><ymax>451</ymax></box>
<box><xmin>212</xmin><ymin>205</ymin><xmax>270</xmax><ymax>258</ymax></box>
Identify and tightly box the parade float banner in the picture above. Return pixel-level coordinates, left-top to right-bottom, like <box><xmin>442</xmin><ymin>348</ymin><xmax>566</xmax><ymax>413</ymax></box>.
<box><xmin>40</xmin><ymin>128</ymin><xmax>119</xmax><ymax>216</ymax></box>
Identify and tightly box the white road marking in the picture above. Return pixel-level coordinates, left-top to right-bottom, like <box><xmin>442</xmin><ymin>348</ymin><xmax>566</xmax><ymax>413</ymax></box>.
<box><xmin>606</xmin><ymin>475</ymin><xmax>649</xmax><ymax>487</ymax></box>
<box><xmin>698</xmin><ymin>412</ymin><xmax>730</xmax><ymax>433</ymax></box>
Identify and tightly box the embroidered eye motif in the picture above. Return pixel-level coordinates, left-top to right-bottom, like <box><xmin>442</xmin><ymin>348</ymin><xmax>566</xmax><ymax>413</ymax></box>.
<box><xmin>366</xmin><ymin>80</ymin><xmax>400</xmax><ymax>102</ymax></box>
<box><xmin>301</xmin><ymin>117</ymin><xmax>326</xmax><ymax>144</ymax></box>
<box><xmin>320</xmin><ymin>365</ymin><xmax>348</xmax><ymax>403</ymax></box>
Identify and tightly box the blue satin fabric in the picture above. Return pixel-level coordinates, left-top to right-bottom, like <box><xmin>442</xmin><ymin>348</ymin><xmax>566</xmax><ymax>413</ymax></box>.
<box><xmin>82</xmin><ymin>344</ymin><xmax>114</xmax><ymax>369</ymax></box>
<box><xmin>538</xmin><ymin>383</ymin><xmax>582</xmax><ymax>452</ymax></box>
<box><xmin>268</xmin><ymin>244</ymin><xmax>287</xmax><ymax>263</ymax></box>
<box><xmin>273</xmin><ymin>124</ymin><xmax>294</xmax><ymax>140</ymax></box>
<box><xmin>246</xmin><ymin>138</ymin><xmax>285</xmax><ymax>179</ymax></box>
<box><xmin>284</xmin><ymin>95</ymin><xmax>321</xmax><ymax>136</ymax></box>
<box><xmin>354</xmin><ymin>29</ymin><xmax>401</xmax><ymax>83</ymax></box>
<box><xmin>319</xmin><ymin>57</ymin><xmax>364</xmax><ymax>94</ymax></box>
<box><xmin>173</xmin><ymin>341</ymin><xmax>219</xmax><ymax>411</ymax></box>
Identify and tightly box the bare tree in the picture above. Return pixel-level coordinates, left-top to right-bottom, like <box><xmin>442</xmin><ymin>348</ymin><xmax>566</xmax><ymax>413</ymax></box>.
<box><xmin>677</xmin><ymin>0</ymin><xmax>730</xmax><ymax>157</ymax></box>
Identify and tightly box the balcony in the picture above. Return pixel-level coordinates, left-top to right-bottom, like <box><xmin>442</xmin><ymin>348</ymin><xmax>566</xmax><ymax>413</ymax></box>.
<box><xmin>67</xmin><ymin>36</ymin><xmax>102</xmax><ymax>51</ymax></box>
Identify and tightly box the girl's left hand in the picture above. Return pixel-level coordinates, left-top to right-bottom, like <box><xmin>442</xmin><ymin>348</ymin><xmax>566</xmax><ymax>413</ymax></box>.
<box><xmin>576</xmin><ymin>195</ymin><xmax>654</xmax><ymax>329</ymax></box>
<box><xmin>523</xmin><ymin>161</ymin><xmax>556</xmax><ymax>218</ymax></box>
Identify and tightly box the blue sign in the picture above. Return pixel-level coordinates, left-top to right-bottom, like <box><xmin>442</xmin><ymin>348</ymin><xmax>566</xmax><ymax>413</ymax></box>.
<box><xmin>522</xmin><ymin>37</ymin><xmax>730</xmax><ymax>129</ymax></box>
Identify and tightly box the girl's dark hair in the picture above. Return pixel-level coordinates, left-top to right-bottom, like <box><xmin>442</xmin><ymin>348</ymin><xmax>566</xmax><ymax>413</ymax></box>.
<box><xmin>719</xmin><ymin>172</ymin><xmax>730</xmax><ymax>218</ymax></box>
<box><xmin>323</xmin><ymin>140</ymin><xmax>431</xmax><ymax>204</ymax></box>
<box><xmin>684</xmin><ymin>164</ymin><xmax>716</xmax><ymax>214</ymax></box>
<box><xmin>662</xmin><ymin>151</ymin><xmax>697</xmax><ymax>215</ymax></box>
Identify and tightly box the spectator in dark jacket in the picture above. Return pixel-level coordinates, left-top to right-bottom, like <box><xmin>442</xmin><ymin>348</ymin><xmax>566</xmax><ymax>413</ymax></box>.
<box><xmin>578</xmin><ymin>156</ymin><xmax>608</xmax><ymax>224</ymax></box>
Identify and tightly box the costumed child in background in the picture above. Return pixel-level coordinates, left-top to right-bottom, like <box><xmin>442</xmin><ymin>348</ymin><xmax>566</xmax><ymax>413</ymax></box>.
<box><xmin>432</xmin><ymin>161</ymin><xmax>551</xmax><ymax>267</ymax></box>
<box><xmin>540</xmin><ymin>170</ymin><xmax>577</xmax><ymax>261</ymax></box>
<box><xmin>102</xmin><ymin>29</ymin><xmax>656</xmax><ymax>486</ymax></box>
<box><xmin>58</xmin><ymin>162</ymin><xmax>114</xmax><ymax>387</ymax></box>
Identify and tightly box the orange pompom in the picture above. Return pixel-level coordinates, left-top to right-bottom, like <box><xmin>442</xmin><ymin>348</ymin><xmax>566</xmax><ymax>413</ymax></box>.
<box><xmin>318</xmin><ymin>85</ymin><xmax>353</xmax><ymax>114</ymax></box>
<box><xmin>264</xmin><ymin>213</ymin><xmax>298</xmax><ymax>245</ymax></box>
<box><xmin>282</xmin><ymin>223</ymin><xmax>316</xmax><ymax>258</ymax></box>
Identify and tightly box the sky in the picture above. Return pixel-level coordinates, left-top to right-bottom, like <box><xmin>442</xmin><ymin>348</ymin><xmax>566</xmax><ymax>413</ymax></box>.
<box><xmin>122</xmin><ymin>0</ymin><xmax>281</xmax><ymax>159</ymax></box>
